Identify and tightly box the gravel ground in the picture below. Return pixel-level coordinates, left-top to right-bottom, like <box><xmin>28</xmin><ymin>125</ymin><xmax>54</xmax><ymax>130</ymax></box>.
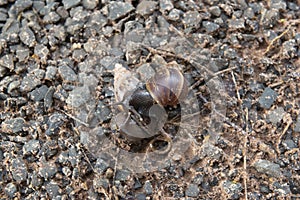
<box><xmin>0</xmin><ymin>0</ymin><xmax>300</xmax><ymax>199</ymax></box>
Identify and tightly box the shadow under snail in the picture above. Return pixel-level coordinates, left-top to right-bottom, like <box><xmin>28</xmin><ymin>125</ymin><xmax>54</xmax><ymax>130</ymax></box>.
<box><xmin>113</xmin><ymin>67</ymin><xmax>189</xmax><ymax>153</ymax></box>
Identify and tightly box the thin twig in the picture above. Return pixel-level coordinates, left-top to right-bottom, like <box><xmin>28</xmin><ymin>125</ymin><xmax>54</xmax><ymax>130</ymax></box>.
<box><xmin>276</xmin><ymin>114</ymin><xmax>293</xmax><ymax>154</ymax></box>
<box><xmin>56</xmin><ymin>108</ymin><xmax>90</xmax><ymax>127</ymax></box>
<box><xmin>231</xmin><ymin>71</ymin><xmax>241</xmax><ymax>101</ymax></box>
<box><xmin>243</xmin><ymin>108</ymin><xmax>249</xmax><ymax>200</ymax></box>
<box><xmin>264</xmin><ymin>26</ymin><xmax>291</xmax><ymax>55</ymax></box>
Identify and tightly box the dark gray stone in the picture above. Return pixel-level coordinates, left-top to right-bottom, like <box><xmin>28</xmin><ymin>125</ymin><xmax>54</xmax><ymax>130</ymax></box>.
<box><xmin>107</xmin><ymin>2</ymin><xmax>134</xmax><ymax>21</ymax></box>
<box><xmin>45</xmin><ymin>181</ymin><xmax>61</xmax><ymax>198</ymax></box>
<box><xmin>1</xmin><ymin>117</ymin><xmax>26</xmax><ymax>134</ymax></box>
<box><xmin>258</xmin><ymin>87</ymin><xmax>278</xmax><ymax>109</ymax></box>
<box><xmin>222</xmin><ymin>180</ymin><xmax>243</xmax><ymax>199</ymax></box>
<box><xmin>19</xmin><ymin>26</ymin><xmax>36</xmax><ymax>47</ymax></box>
<box><xmin>167</xmin><ymin>8</ymin><xmax>182</xmax><ymax>21</ymax></box>
<box><xmin>44</xmin><ymin>86</ymin><xmax>55</xmax><ymax>110</ymax></box>
<box><xmin>202</xmin><ymin>21</ymin><xmax>220</xmax><ymax>33</ymax></box>
<box><xmin>243</xmin><ymin>7</ymin><xmax>255</xmax><ymax>19</ymax></box>
<box><xmin>0</xmin><ymin>66</ymin><xmax>6</xmax><ymax>77</ymax></box>
<box><xmin>0</xmin><ymin>54</ymin><xmax>14</xmax><ymax>71</ymax></box>
<box><xmin>2</xmin><ymin>19</ymin><xmax>20</xmax><ymax>39</ymax></box>
<box><xmin>43</xmin><ymin>11</ymin><xmax>60</xmax><ymax>23</ymax></box>
<box><xmin>228</xmin><ymin>19</ymin><xmax>245</xmax><ymax>29</ymax></box>
<box><xmin>95</xmin><ymin>101</ymin><xmax>111</xmax><ymax>123</ymax></box>
<box><xmin>136</xmin><ymin>1</ymin><xmax>157</xmax><ymax>16</ymax></box>
<box><xmin>82</xmin><ymin>0</ymin><xmax>98</xmax><ymax>9</ymax></box>
<box><xmin>29</xmin><ymin>85</ymin><xmax>49</xmax><ymax>101</ymax></box>
<box><xmin>86</xmin><ymin>10</ymin><xmax>107</xmax><ymax>30</ymax></box>
<box><xmin>185</xmin><ymin>184</ymin><xmax>200</xmax><ymax>197</ymax></box>
<box><xmin>0</xmin><ymin>9</ymin><xmax>7</xmax><ymax>22</ymax></box>
<box><xmin>7</xmin><ymin>80</ymin><xmax>21</xmax><ymax>95</ymax></box>
<box><xmin>62</xmin><ymin>0</ymin><xmax>80</xmax><ymax>10</ymax></box>
<box><xmin>294</xmin><ymin>115</ymin><xmax>300</xmax><ymax>132</ymax></box>
<box><xmin>136</xmin><ymin>193</ymin><xmax>147</xmax><ymax>200</ymax></box>
<box><xmin>282</xmin><ymin>139</ymin><xmax>297</xmax><ymax>150</ymax></box>
<box><xmin>46</xmin><ymin>113</ymin><xmax>66</xmax><ymax>136</ymax></box>
<box><xmin>93</xmin><ymin>178</ymin><xmax>109</xmax><ymax>190</ymax></box>
<box><xmin>20</xmin><ymin>73</ymin><xmax>42</xmax><ymax>92</ymax></box>
<box><xmin>282</xmin><ymin>39</ymin><xmax>297</xmax><ymax>59</ymax></box>
<box><xmin>200</xmin><ymin>142</ymin><xmax>222</xmax><ymax>160</ymax></box>
<box><xmin>58</xmin><ymin>65</ymin><xmax>77</xmax><ymax>82</ymax></box>
<box><xmin>143</xmin><ymin>181</ymin><xmax>153</xmax><ymax>195</ymax></box>
<box><xmin>267</xmin><ymin>107</ymin><xmax>285</xmax><ymax>124</ymax></box>
<box><xmin>4</xmin><ymin>183</ymin><xmax>17</xmax><ymax>198</ymax></box>
<box><xmin>45</xmin><ymin>66</ymin><xmax>57</xmax><ymax>80</ymax></box>
<box><xmin>66</xmin><ymin>86</ymin><xmax>91</xmax><ymax>107</ymax></box>
<box><xmin>94</xmin><ymin>158</ymin><xmax>109</xmax><ymax>174</ymax></box>
<box><xmin>124</xmin><ymin>21</ymin><xmax>145</xmax><ymax>43</ymax></box>
<box><xmin>270</xmin><ymin>0</ymin><xmax>286</xmax><ymax>10</ymax></box>
<box><xmin>253</xmin><ymin>159</ymin><xmax>282</xmax><ymax>178</ymax></box>
<box><xmin>182</xmin><ymin>10</ymin><xmax>202</xmax><ymax>31</ymax></box>
<box><xmin>39</xmin><ymin>162</ymin><xmax>58</xmax><ymax>180</ymax></box>
<box><xmin>72</xmin><ymin>49</ymin><xmax>86</xmax><ymax>62</ymax></box>
<box><xmin>208</xmin><ymin>6</ymin><xmax>221</xmax><ymax>17</ymax></box>
<box><xmin>126</xmin><ymin>41</ymin><xmax>141</xmax><ymax>64</ymax></box>
<box><xmin>115</xmin><ymin>169</ymin><xmax>130</xmax><ymax>181</ymax></box>
<box><xmin>262</xmin><ymin>9</ymin><xmax>279</xmax><ymax>28</ymax></box>
<box><xmin>23</xmin><ymin>139</ymin><xmax>40</xmax><ymax>156</ymax></box>
<box><xmin>53</xmin><ymin>85</ymin><xmax>68</xmax><ymax>101</ymax></box>
<box><xmin>9</xmin><ymin>0</ymin><xmax>33</xmax><ymax>16</ymax></box>
<box><xmin>16</xmin><ymin>46</ymin><xmax>30</xmax><ymax>62</ymax></box>
<box><xmin>159</xmin><ymin>0</ymin><xmax>174</xmax><ymax>13</ymax></box>
<box><xmin>11</xmin><ymin>157</ymin><xmax>28</xmax><ymax>182</ymax></box>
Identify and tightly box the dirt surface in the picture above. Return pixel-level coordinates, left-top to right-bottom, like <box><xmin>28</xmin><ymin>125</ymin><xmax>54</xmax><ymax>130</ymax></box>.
<box><xmin>0</xmin><ymin>0</ymin><xmax>300</xmax><ymax>199</ymax></box>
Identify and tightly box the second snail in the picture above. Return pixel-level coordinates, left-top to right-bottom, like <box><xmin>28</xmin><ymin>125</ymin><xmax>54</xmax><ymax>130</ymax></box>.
<box><xmin>112</xmin><ymin>65</ymin><xmax>189</xmax><ymax>153</ymax></box>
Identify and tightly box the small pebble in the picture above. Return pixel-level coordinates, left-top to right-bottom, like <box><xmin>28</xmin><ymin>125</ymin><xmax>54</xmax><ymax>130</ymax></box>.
<box><xmin>253</xmin><ymin>159</ymin><xmax>282</xmax><ymax>178</ymax></box>
<box><xmin>143</xmin><ymin>181</ymin><xmax>153</xmax><ymax>195</ymax></box>
<box><xmin>66</xmin><ymin>86</ymin><xmax>91</xmax><ymax>108</ymax></box>
<box><xmin>62</xmin><ymin>0</ymin><xmax>80</xmax><ymax>10</ymax></box>
<box><xmin>185</xmin><ymin>184</ymin><xmax>200</xmax><ymax>197</ymax></box>
<box><xmin>58</xmin><ymin>65</ymin><xmax>77</xmax><ymax>82</ymax></box>
<box><xmin>1</xmin><ymin>117</ymin><xmax>26</xmax><ymax>134</ymax></box>
<box><xmin>0</xmin><ymin>54</ymin><xmax>14</xmax><ymax>71</ymax></box>
<box><xmin>19</xmin><ymin>27</ymin><xmax>36</xmax><ymax>47</ymax></box>
<box><xmin>107</xmin><ymin>2</ymin><xmax>134</xmax><ymax>21</ymax></box>
<box><xmin>267</xmin><ymin>107</ymin><xmax>285</xmax><ymax>124</ymax></box>
<box><xmin>29</xmin><ymin>85</ymin><xmax>49</xmax><ymax>101</ymax></box>
<box><xmin>4</xmin><ymin>183</ymin><xmax>17</xmax><ymax>198</ymax></box>
<box><xmin>136</xmin><ymin>1</ymin><xmax>157</xmax><ymax>16</ymax></box>
<box><xmin>23</xmin><ymin>139</ymin><xmax>40</xmax><ymax>156</ymax></box>
<box><xmin>11</xmin><ymin>157</ymin><xmax>28</xmax><ymax>182</ymax></box>
<box><xmin>258</xmin><ymin>87</ymin><xmax>278</xmax><ymax>109</ymax></box>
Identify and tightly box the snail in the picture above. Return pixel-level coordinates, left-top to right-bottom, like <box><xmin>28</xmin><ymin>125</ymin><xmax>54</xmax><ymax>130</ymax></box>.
<box><xmin>112</xmin><ymin>65</ymin><xmax>189</xmax><ymax>152</ymax></box>
<box><xmin>129</xmin><ymin>67</ymin><xmax>189</xmax><ymax>118</ymax></box>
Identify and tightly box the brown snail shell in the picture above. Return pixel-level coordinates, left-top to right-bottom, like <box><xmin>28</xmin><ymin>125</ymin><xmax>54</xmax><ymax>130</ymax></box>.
<box><xmin>146</xmin><ymin>67</ymin><xmax>188</xmax><ymax>106</ymax></box>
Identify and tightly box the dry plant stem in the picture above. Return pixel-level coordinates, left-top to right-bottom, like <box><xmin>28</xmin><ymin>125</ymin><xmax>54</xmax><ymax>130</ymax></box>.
<box><xmin>243</xmin><ymin>108</ymin><xmax>249</xmax><ymax>200</ymax></box>
<box><xmin>269</xmin><ymin>81</ymin><xmax>284</xmax><ymax>88</ymax></box>
<box><xmin>231</xmin><ymin>71</ymin><xmax>241</xmax><ymax>101</ymax></box>
<box><xmin>231</xmin><ymin>70</ymin><xmax>248</xmax><ymax>200</ymax></box>
<box><xmin>73</xmin><ymin>127</ymin><xmax>95</xmax><ymax>173</ymax></box>
<box><xmin>56</xmin><ymin>108</ymin><xmax>90</xmax><ymax>127</ymax></box>
<box><xmin>276</xmin><ymin>114</ymin><xmax>293</xmax><ymax>154</ymax></box>
<box><xmin>214</xmin><ymin>66</ymin><xmax>238</xmax><ymax>77</ymax></box>
<box><xmin>263</xmin><ymin>26</ymin><xmax>291</xmax><ymax>55</ymax></box>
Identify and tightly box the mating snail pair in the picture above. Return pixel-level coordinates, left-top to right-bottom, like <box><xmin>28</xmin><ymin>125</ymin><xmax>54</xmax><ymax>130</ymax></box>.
<box><xmin>112</xmin><ymin>64</ymin><xmax>189</xmax><ymax>152</ymax></box>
